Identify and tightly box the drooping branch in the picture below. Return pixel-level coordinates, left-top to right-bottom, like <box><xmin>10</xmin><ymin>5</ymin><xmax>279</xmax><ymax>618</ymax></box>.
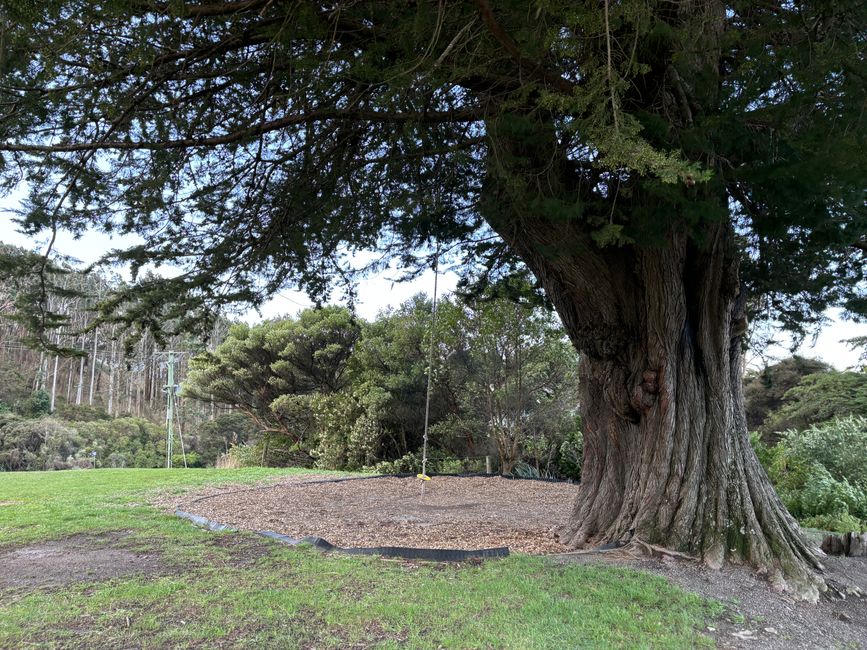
<box><xmin>0</xmin><ymin>108</ymin><xmax>489</xmax><ymax>153</ymax></box>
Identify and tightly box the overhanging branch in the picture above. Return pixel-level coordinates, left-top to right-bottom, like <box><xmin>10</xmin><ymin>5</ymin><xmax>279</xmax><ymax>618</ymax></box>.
<box><xmin>0</xmin><ymin>108</ymin><xmax>488</xmax><ymax>153</ymax></box>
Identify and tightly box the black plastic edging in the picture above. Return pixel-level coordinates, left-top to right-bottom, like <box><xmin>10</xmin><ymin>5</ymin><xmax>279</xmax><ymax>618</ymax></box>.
<box><xmin>175</xmin><ymin>508</ymin><xmax>509</xmax><ymax>561</ymax></box>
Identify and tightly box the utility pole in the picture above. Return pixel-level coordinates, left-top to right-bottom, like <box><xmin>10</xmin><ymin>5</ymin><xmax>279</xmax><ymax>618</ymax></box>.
<box><xmin>156</xmin><ymin>350</ymin><xmax>187</xmax><ymax>469</ymax></box>
<box><xmin>165</xmin><ymin>351</ymin><xmax>176</xmax><ymax>468</ymax></box>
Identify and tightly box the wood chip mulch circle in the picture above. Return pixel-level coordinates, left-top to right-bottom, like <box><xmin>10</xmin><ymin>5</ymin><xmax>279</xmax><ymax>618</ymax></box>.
<box><xmin>180</xmin><ymin>476</ymin><xmax>580</xmax><ymax>554</ymax></box>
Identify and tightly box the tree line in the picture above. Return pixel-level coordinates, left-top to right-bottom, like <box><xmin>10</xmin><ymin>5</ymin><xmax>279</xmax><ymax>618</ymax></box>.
<box><xmin>184</xmin><ymin>294</ymin><xmax>582</xmax><ymax>478</ymax></box>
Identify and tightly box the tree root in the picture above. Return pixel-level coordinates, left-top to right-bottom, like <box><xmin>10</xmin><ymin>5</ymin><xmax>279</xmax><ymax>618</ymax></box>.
<box><xmin>626</xmin><ymin>536</ymin><xmax>700</xmax><ymax>562</ymax></box>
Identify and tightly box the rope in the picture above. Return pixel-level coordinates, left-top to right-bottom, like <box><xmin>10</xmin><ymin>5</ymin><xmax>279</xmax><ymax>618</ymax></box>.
<box><xmin>420</xmin><ymin>243</ymin><xmax>440</xmax><ymax>498</ymax></box>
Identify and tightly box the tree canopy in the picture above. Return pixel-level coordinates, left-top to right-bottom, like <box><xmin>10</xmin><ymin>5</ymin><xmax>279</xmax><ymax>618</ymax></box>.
<box><xmin>0</xmin><ymin>0</ymin><xmax>864</xmax><ymax>338</ymax></box>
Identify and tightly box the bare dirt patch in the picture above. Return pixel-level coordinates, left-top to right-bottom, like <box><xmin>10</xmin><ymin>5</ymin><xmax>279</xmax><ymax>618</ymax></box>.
<box><xmin>0</xmin><ymin>532</ymin><xmax>162</xmax><ymax>590</ymax></box>
<box><xmin>180</xmin><ymin>476</ymin><xmax>578</xmax><ymax>553</ymax></box>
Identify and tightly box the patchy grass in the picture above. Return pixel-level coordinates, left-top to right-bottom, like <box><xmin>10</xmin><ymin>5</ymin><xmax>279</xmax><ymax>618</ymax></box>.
<box><xmin>0</xmin><ymin>469</ymin><xmax>724</xmax><ymax>648</ymax></box>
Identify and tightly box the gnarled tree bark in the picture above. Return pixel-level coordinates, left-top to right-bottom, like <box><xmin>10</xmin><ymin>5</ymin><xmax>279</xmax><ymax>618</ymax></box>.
<box><xmin>514</xmin><ymin>222</ymin><xmax>823</xmax><ymax>599</ymax></box>
<box><xmin>482</xmin><ymin>123</ymin><xmax>825</xmax><ymax>601</ymax></box>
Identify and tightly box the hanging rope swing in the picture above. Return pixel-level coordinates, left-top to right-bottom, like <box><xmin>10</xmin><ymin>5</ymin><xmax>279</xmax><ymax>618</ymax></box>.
<box><xmin>418</xmin><ymin>242</ymin><xmax>439</xmax><ymax>497</ymax></box>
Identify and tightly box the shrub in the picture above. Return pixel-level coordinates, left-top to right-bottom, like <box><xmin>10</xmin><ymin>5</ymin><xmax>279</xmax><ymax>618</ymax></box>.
<box><xmin>753</xmin><ymin>417</ymin><xmax>867</xmax><ymax>531</ymax></box>
<box><xmin>17</xmin><ymin>390</ymin><xmax>51</xmax><ymax>418</ymax></box>
<box><xmin>795</xmin><ymin>464</ymin><xmax>866</xmax><ymax>521</ymax></box>
<box><xmin>0</xmin><ymin>417</ymin><xmax>79</xmax><ymax>471</ymax></box>
<box><xmin>782</xmin><ymin>416</ymin><xmax>867</xmax><ymax>488</ymax></box>
<box><xmin>220</xmin><ymin>443</ymin><xmax>262</xmax><ymax>468</ymax></box>
<box><xmin>188</xmin><ymin>413</ymin><xmax>258</xmax><ymax>466</ymax></box>
<box><xmin>368</xmin><ymin>452</ymin><xmax>422</xmax><ymax>475</ymax></box>
<box><xmin>765</xmin><ymin>372</ymin><xmax>867</xmax><ymax>434</ymax></box>
<box><xmin>172</xmin><ymin>451</ymin><xmax>202</xmax><ymax>468</ymax></box>
<box><xmin>53</xmin><ymin>403</ymin><xmax>111</xmax><ymax>422</ymax></box>
<box><xmin>800</xmin><ymin>512</ymin><xmax>864</xmax><ymax>534</ymax></box>
<box><xmin>556</xmin><ymin>426</ymin><xmax>583</xmax><ymax>481</ymax></box>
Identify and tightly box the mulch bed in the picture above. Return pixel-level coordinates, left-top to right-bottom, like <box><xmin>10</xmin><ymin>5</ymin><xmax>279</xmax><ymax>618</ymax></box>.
<box><xmin>178</xmin><ymin>475</ymin><xmax>580</xmax><ymax>554</ymax></box>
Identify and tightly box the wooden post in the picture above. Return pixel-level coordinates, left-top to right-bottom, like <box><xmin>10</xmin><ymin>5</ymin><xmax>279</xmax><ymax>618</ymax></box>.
<box><xmin>485</xmin><ymin>455</ymin><xmax>492</xmax><ymax>475</ymax></box>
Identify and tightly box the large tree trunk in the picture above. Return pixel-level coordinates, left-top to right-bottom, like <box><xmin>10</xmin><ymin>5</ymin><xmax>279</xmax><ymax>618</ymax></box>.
<box><xmin>509</xmin><ymin>221</ymin><xmax>824</xmax><ymax>599</ymax></box>
<box><xmin>480</xmin><ymin>88</ymin><xmax>826</xmax><ymax>596</ymax></box>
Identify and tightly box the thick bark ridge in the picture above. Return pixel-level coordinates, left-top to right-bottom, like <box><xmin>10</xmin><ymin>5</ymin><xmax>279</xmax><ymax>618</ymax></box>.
<box><xmin>493</xmin><ymin>210</ymin><xmax>825</xmax><ymax>600</ymax></box>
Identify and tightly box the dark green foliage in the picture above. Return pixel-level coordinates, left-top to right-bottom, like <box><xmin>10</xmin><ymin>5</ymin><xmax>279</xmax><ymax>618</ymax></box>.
<box><xmin>183</xmin><ymin>306</ymin><xmax>360</xmax><ymax>452</ymax></box>
<box><xmin>752</xmin><ymin>417</ymin><xmax>867</xmax><ymax>532</ymax></box>
<box><xmin>744</xmin><ymin>356</ymin><xmax>832</xmax><ymax>433</ymax></box>
<box><xmin>52</xmin><ymin>403</ymin><xmax>111</xmax><ymax>422</ymax></box>
<box><xmin>184</xmin><ymin>297</ymin><xmax>580</xmax><ymax>475</ymax></box>
<box><xmin>434</xmin><ymin>295</ymin><xmax>580</xmax><ymax>474</ymax></box>
<box><xmin>0</xmin><ymin>1</ymin><xmax>864</xmax><ymax>340</ymax></box>
<box><xmin>765</xmin><ymin>371</ymin><xmax>867</xmax><ymax>434</ymax></box>
<box><xmin>556</xmin><ymin>423</ymin><xmax>583</xmax><ymax>482</ymax></box>
<box><xmin>16</xmin><ymin>390</ymin><xmax>50</xmax><ymax>418</ymax></box>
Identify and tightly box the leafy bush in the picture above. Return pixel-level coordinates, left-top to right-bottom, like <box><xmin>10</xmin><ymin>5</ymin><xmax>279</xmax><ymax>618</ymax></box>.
<box><xmin>556</xmin><ymin>424</ymin><xmax>583</xmax><ymax>481</ymax></box>
<box><xmin>752</xmin><ymin>416</ymin><xmax>867</xmax><ymax>532</ymax></box>
<box><xmin>219</xmin><ymin>443</ymin><xmax>262</xmax><ymax>468</ymax></box>
<box><xmin>52</xmin><ymin>403</ymin><xmax>111</xmax><ymax>422</ymax></box>
<box><xmin>0</xmin><ymin>415</ymin><xmax>172</xmax><ymax>471</ymax></box>
<box><xmin>766</xmin><ymin>373</ymin><xmax>867</xmax><ymax>434</ymax></box>
<box><xmin>743</xmin><ymin>356</ymin><xmax>831</xmax><ymax>434</ymax></box>
<box><xmin>367</xmin><ymin>452</ymin><xmax>422</xmax><ymax>475</ymax></box>
<box><xmin>794</xmin><ymin>464</ymin><xmax>866</xmax><ymax>521</ymax></box>
<box><xmin>16</xmin><ymin>390</ymin><xmax>50</xmax><ymax>418</ymax></box>
<box><xmin>801</xmin><ymin>512</ymin><xmax>864</xmax><ymax>534</ymax></box>
<box><xmin>0</xmin><ymin>417</ymin><xmax>80</xmax><ymax>470</ymax></box>
<box><xmin>782</xmin><ymin>416</ymin><xmax>867</xmax><ymax>488</ymax></box>
<box><xmin>187</xmin><ymin>413</ymin><xmax>259</xmax><ymax>466</ymax></box>
<box><xmin>173</xmin><ymin>451</ymin><xmax>202</xmax><ymax>468</ymax></box>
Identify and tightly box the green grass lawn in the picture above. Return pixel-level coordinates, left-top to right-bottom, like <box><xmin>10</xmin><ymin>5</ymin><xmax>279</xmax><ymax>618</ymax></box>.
<box><xmin>0</xmin><ymin>469</ymin><xmax>723</xmax><ymax>649</ymax></box>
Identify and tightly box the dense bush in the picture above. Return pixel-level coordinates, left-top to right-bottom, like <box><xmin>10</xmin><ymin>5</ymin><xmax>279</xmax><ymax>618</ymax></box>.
<box><xmin>217</xmin><ymin>442</ymin><xmax>265</xmax><ymax>468</ymax></box>
<box><xmin>0</xmin><ymin>414</ymin><xmax>168</xmax><ymax>471</ymax></box>
<box><xmin>16</xmin><ymin>390</ymin><xmax>51</xmax><ymax>418</ymax></box>
<box><xmin>752</xmin><ymin>417</ymin><xmax>867</xmax><ymax>533</ymax></box>
<box><xmin>52</xmin><ymin>403</ymin><xmax>111</xmax><ymax>422</ymax></box>
<box><xmin>783</xmin><ymin>415</ymin><xmax>867</xmax><ymax>486</ymax></box>
<box><xmin>743</xmin><ymin>356</ymin><xmax>831</xmax><ymax>433</ymax></box>
<box><xmin>556</xmin><ymin>426</ymin><xmax>583</xmax><ymax>481</ymax></box>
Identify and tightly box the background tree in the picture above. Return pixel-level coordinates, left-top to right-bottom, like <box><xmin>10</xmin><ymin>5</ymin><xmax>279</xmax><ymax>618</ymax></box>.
<box><xmin>2</xmin><ymin>0</ymin><xmax>866</xmax><ymax>598</ymax></box>
<box><xmin>743</xmin><ymin>356</ymin><xmax>832</xmax><ymax>435</ymax></box>
<box><xmin>183</xmin><ymin>307</ymin><xmax>360</xmax><ymax>463</ymax></box>
<box><xmin>765</xmin><ymin>371</ymin><xmax>867</xmax><ymax>434</ymax></box>
<box><xmin>436</xmin><ymin>294</ymin><xmax>579</xmax><ymax>474</ymax></box>
<box><xmin>344</xmin><ymin>295</ymin><xmax>449</xmax><ymax>463</ymax></box>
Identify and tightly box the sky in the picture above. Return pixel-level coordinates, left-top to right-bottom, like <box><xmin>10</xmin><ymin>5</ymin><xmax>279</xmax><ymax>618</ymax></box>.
<box><xmin>1</xmin><ymin>209</ymin><xmax>865</xmax><ymax>370</ymax></box>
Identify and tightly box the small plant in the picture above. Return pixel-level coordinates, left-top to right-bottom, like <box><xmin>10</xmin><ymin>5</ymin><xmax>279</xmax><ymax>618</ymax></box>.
<box><xmin>218</xmin><ymin>443</ymin><xmax>262</xmax><ymax>468</ymax></box>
